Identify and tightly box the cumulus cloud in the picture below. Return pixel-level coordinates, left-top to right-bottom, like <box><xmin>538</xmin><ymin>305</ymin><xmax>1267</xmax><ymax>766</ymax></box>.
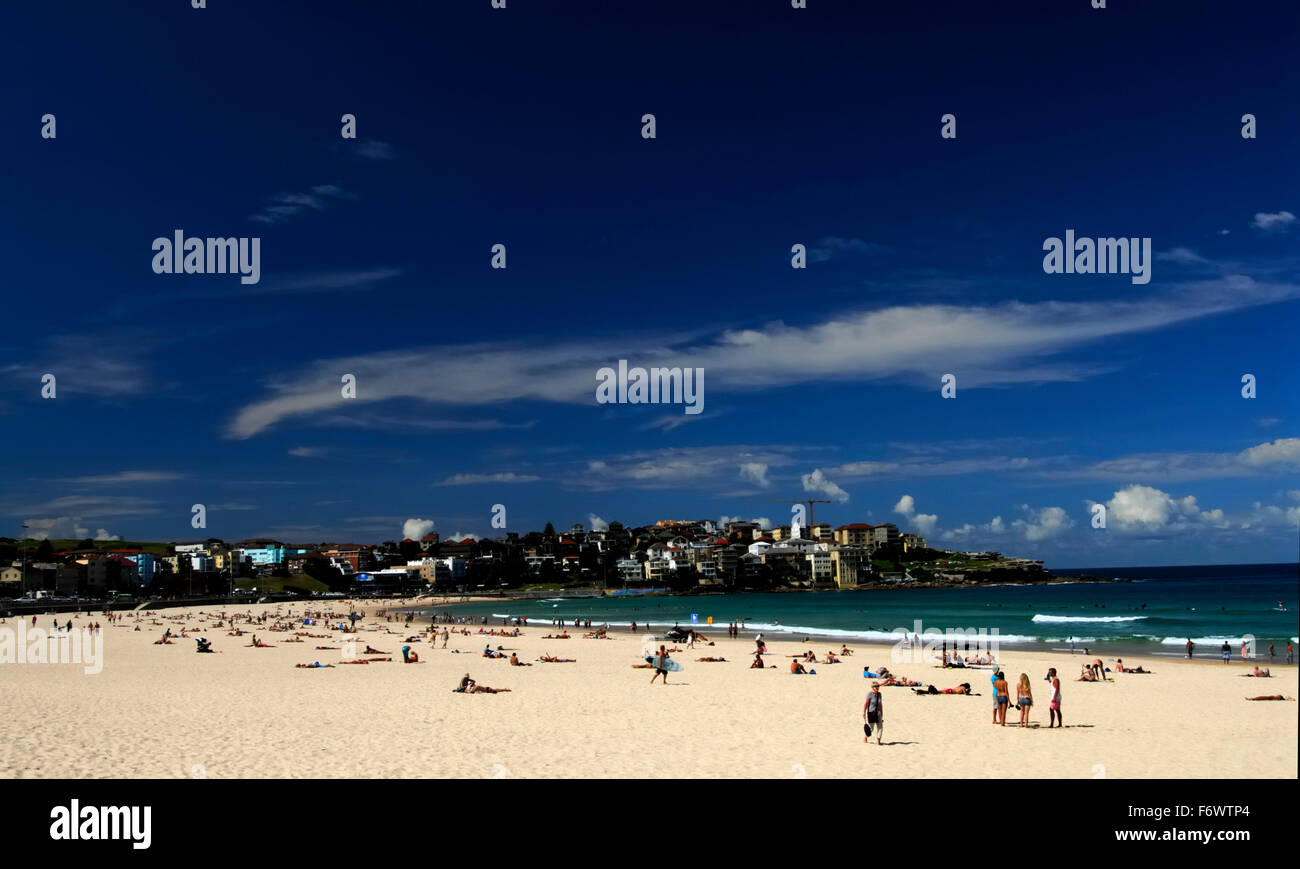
<box><xmin>21</xmin><ymin>517</ymin><xmax>119</xmax><ymax>541</ymax></box>
<box><xmin>720</xmin><ymin>515</ymin><xmax>772</xmax><ymax>530</ymax></box>
<box><xmin>1012</xmin><ymin>506</ymin><xmax>1074</xmax><ymax>541</ymax></box>
<box><xmin>803</xmin><ymin>469</ymin><xmax>849</xmax><ymax>503</ymax></box>
<box><xmin>739</xmin><ymin>462</ymin><xmax>771</xmax><ymax>488</ymax></box>
<box><xmin>402</xmin><ymin>518</ymin><xmax>435</xmax><ymax>540</ymax></box>
<box><xmin>892</xmin><ymin>494</ymin><xmax>937</xmax><ymax>535</ymax></box>
<box><xmin>1252</xmin><ymin>210</ymin><xmax>1296</xmax><ymax>231</ymax></box>
<box><xmin>1237</xmin><ymin>438</ymin><xmax>1300</xmax><ymax>467</ymax></box>
<box><xmin>1090</xmin><ymin>485</ymin><xmax>1224</xmax><ymax>533</ymax></box>
<box><xmin>587</xmin><ymin>514</ymin><xmax>609</xmax><ymax>532</ymax></box>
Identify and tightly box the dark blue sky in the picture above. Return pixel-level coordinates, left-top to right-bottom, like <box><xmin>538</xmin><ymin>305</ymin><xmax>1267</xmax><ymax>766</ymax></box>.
<box><xmin>1</xmin><ymin>0</ymin><xmax>1297</xmax><ymax>567</ymax></box>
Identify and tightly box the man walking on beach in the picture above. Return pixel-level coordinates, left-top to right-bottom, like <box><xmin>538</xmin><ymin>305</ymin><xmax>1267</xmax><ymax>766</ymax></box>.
<box><xmin>1186</xmin><ymin>639</ymin><xmax>1194</xmax><ymax>659</ymax></box>
<box><xmin>864</xmin><ymin>682</ymin><xmax>883</xmax><ymax>745</ymax></box>
<box><xmin>650</xmin><ymin>645</ymin><xmax>671</xmax><ymax>685</ymax></box>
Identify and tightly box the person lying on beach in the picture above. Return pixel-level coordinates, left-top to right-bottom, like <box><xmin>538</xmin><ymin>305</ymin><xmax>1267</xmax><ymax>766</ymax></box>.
<box><xmin>790</xmin><ymin>661</ymin><xmax>807</xmax><ymax>675</ymax></box>
<box><xmin>1247</xmin><ymin>667</ymin><xmax>1271</xmax><ymax>677</ymax></box>
<box><xmin>695</xmin><ymin>657</ymin><xmax>727</xmax><ymax>662</ymax></box>
<box><xmin>154</xmin><ymin>637</ymin><xmax>172</xmax><ymax>645</ymax></box>
<box><xmin>541</xmin><ymin>633</ymin><xmax>570</xmax><ymax>639</ymax></box>
<box><xmin>195</xmin><ymin>638</ymin><xmax>214</xmax><ymax>653</ymax></box>
<box><xmin>296</xmin><ymin>661</ymin><xmax>335</xmax><ymax>668</ymax></box>
<box><xmin>751</xmin><ymin>654</ymin><xmax>765</xmax><ymax>669</ymax></box>
<box><xmin>538</xmin><ymin>655</ymin><xmax>575</xmax><ymax>663</ymax></box>
<box><xmin>363</xmin><ymin>646</ymin><xmax>388</xmax><ymax>654</ymax></box>
<box><xmin>913</xmin><ymin>683</ymin><xmax>972</xmax><ymax>695</ymax></box>
<box><xmin>880</xmin><ymin>674</ymin><xmax>919</xmax><ymax>687</ymax></box>
<box><xmin>455</xmin><ymin>674</ymin><xmax>510</xmax><ymax>694</ymax></box>
<box><xmin>249</xmin><ymin>637</ymin><xmax>272</xmax><ymax>647</ymax></box>
<box><xmin>1245</xmin><ymin>695</ymin><xmax>1294</xmax><ymax>701</ymax></box>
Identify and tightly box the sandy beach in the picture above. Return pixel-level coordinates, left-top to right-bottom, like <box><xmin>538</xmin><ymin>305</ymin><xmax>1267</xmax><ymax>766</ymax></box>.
<box><xmin>1</xmin><ymin>601</ymin><xmax>1295</xmax><ymax>779</ymax></box>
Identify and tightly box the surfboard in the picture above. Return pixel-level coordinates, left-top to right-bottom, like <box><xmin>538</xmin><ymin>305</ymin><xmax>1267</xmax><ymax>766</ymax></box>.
<box><xmin>645</xmin><ymin>654</ymin><xmax>682</xmax><ymax>672</ymax></box>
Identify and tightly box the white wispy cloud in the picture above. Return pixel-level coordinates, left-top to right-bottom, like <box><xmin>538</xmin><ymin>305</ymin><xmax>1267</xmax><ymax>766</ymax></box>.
<box><xmin>809</xmin><ymin>236</ymin><xmax>888</xmax><ymax>262</ymax></box>
<box><xmin>227</xmin><ymin>277</ymin><xmax>1300</xmax><ymax>438</ymax></box>
<box><xmin>356</xmin><ymin>140</ymin><xmax>396</xmax><ymax>160</ymax></box>
<box><xmin>64</xmin><ymin>471</ymin><xmax>183</xmax><ymax>485</ymax></box>
<box><xmin>436</xmin><ymin>472</ymin><xmax>542</xmax><ymax>486</ymax></box>
<box><xmin>250</xmin><ymin>183</ymin><xmax>355</xmax><ymax>225</ymax></box>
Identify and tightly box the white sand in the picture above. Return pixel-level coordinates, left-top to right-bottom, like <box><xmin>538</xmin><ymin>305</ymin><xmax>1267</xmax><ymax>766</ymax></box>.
<box><xmin>1</xmin><ymin>602</ymin><xmax>1295</xmax><ymax>778</ymax></box>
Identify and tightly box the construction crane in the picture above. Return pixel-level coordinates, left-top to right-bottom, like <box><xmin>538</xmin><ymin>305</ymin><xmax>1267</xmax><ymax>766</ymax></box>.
<box><xmin>753</xmin><ymin>499</ymin><xmax>832</xmax><ymax>530</ymax></box>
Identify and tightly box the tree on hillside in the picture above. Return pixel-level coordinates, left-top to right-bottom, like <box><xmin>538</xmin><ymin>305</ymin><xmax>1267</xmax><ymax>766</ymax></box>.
<box><xmin>37</xmin><ymin>539</ymin><xmax>54</xmax><ymax>560</ymax></box>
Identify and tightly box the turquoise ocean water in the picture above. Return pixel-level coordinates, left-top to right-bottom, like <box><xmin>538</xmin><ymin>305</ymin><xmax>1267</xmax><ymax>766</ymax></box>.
<box><xmin>424</xmin><ymin>563</ymin><xmax>1298</xmax><ymax>659</ymax></box>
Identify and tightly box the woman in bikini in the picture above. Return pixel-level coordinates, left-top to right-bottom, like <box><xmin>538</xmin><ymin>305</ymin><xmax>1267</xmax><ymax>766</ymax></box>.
<box><xmin>1016</xmin><ymin>673</ymin><xmax>1033</xmax><ymax>727</ymax></box>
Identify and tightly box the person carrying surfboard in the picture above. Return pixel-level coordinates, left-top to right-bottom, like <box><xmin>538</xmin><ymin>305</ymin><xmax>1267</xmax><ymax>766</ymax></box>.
<box><xmin>650</xmin><ymin>645</ymin><xmax>672</xmax><ymax>685</ymax></box>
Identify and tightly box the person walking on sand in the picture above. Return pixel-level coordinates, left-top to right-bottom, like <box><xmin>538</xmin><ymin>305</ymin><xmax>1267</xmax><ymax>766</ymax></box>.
<box><xmin>1186</xmin><ymin>638</ymin><xmax>1194</xmax><ymax>659</ymax></box>
<box><xmin>991</xmin><ymin>668</ymin><xmax>1001</xmax><ymax>723</ymax></box>
<box><xmin>1016</xmin><ymin>673</ymin><xmax>1033</xmax><ymax>727</ymax></box>
<box><xmin>993</xmin><ymin>671</ymin><xmax>1010</xmax><ymax>726</ymax></box>
<box><xmin>1047</xmin><ymin>668</ymin><xmax>1062</xmax><ymax>728</ymax></box>
<box><xmin>441</xmin><ymin>628</ymin><xmax>449</xmax><ymax>649</ymax></box>
<box><xmin>864</xmin><ymin>681</ymin><xmax>883</xmax><ymax>745</ymax></box>
<box><xmin>650</xmin><ymin>645</ymin><xmax>671</xmax><ymax>685</ymax></box>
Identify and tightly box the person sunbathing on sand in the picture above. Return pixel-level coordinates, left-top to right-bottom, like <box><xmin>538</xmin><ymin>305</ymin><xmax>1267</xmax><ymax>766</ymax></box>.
<box><xmin>509</xmin><ymin>653</ymin><xmax>531</xmax><ymax>666</ymax></box>
<box><xmin>538</xmin><ymin>655</ymin><xmax>575</xmax><ymax>663</ymax></box>
<box><xmin>881</xmin><ymin>674</ymin><xmax>920</xmax><ymax>687</ymax></box>
<box><xmin>696</xmin><ymin>657</ymin><xmax>727</xmax><ymax>662</ymax></box>
<box><xmin>296</xmin><ymin>661</ymin><xmax>335</xmax><ymax>668</ymax></box>
<box><xmin>751</xmin><ymin>654</ymin><xmax>765</xmax><ymax>669</ymax></box>
<box><xmin>840</xmin><ymin>645</ymin><xmax>853</xmax><ymax>656</ymax></box>
<box><xmin>455</xmin><ymin>674</ymin><xmax>511</xmax><ymax>694</ymax></box>
<box><xmin>1247</xmin><ymin>667</ymin><xmax>1272</xmax><ymax>677</ymax></box>
<box><xmin>1245</xmin><ymin>695</ymin><xmax>1294</xmax><ymax>701</ymax></box>
<box><xmin>363</xmin><ymin>645</ymin><xmax>388</xmax><ymax>654</ymax></box>
<box><xmin>913</xmin><ymin>683</ymin><xmax>972</xmax><ymax>695</ymax></box>
<box><xmin>824</xmin><ymin>651</ymin><xmax>840</xmax><ymax>664</ymax></box>
<box><xmin>1077</xmin><ymin>666</ymin><xmax>1097</xmax><ymax>682</ymax></box>
<box><xmin>790</xmin><ymin>660</ymin><xmax>807</xmax><ymax>675</ymax></box>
